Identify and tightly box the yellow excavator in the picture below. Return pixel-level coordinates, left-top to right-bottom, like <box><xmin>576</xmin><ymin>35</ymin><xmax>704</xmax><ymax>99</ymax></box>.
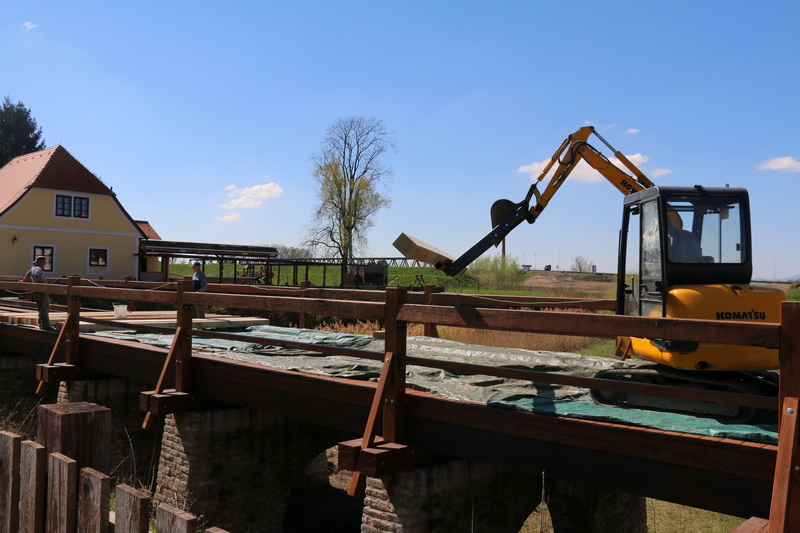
<box><xmin>395</xmin><ymin>126</ymin><xmax>786</xmax><ymax>419</ymax></box>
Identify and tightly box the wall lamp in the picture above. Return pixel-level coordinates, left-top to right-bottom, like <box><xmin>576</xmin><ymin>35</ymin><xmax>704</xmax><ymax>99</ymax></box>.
<box><xmin>11</xmin><ymin>235</ymin><xmax>18</xmax><ymax>244</ymax></box>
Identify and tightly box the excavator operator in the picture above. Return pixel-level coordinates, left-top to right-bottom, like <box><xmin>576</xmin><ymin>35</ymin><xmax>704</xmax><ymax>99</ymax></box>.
<box><xmin>666</xmin><ymin>208</ymin><xmax>703</xmax><ymax>263</ymax></box>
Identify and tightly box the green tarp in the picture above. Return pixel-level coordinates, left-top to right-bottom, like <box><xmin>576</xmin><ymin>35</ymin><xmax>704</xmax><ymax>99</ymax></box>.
<box><xmin>91</xmin><ymin>324</ymin><xmax>778</xmax><ymax>443</ymax></box>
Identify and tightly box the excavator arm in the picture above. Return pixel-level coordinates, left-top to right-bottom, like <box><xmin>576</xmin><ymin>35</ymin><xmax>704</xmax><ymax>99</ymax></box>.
<box><xmin>403</xmin><ymin>126</ymin><xmax>655</xmax><ymax>276</ymax></box>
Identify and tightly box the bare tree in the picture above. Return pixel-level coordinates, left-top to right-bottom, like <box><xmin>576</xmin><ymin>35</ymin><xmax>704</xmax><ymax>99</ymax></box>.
<box><xmin>570</xmin><ymin>255</ymin><xmax>594</xmax><ymax>272</ymax></box>
<box><xmin>305</xmin><ymin>116</ymin><xmax>394</xmax><ymax>284</ymax></box>
<box><xmin>267</xmin><ymin>244</ymin><xmax>312</xmax><ymax>259</ymax></box>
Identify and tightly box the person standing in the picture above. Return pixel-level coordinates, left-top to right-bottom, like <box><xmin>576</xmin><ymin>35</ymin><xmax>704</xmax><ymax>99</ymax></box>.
<box><xmin>191</xmin><ymin>261</ymin><xmax>208</xmax><ymax>318</ymax></box>
<box><xmin>22</xmin><ymin>256</ymin><xmax>52</xmax><ymax>330</ymax></box>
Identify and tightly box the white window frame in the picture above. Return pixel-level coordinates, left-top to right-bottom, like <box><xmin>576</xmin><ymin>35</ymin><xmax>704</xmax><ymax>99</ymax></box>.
<box><xmin>32</xmin><ymin>244</ymin><xmax>56</xmax><ymax>273</ymax></box>
<box><xmin>87</xmin><ymin>247</ymin><xmax>110</xmax><ymax>275</ymax></box>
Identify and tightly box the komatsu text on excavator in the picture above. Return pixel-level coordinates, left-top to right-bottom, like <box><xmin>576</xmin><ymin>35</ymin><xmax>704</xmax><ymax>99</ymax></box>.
<box><xmin>394</xmin><ymin>126</ymin><xmax>786</xmax><ymax>420</ymax></box>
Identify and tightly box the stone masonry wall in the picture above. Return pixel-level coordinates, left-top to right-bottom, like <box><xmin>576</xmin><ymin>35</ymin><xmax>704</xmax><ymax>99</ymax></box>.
<box><xmin>155</xmin><ymin>407</ymin><xmax>349</xmax><ymax>532</ymax></box>
<box><xmin>58</xmin><ymin>379</ymin><xmax>163</xmax><ymax>486</ymax></box>
<box><xmin>363</xmin><ymin>459</ymin><xmax>541</xmax><ymax>533</ymax></box>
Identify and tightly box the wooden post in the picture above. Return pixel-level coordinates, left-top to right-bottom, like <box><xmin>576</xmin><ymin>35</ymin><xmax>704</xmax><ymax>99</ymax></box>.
<box><xmin>769</xmin><ymin>301</ymin><xmax>800</xmax><ymax>532</ymax></box>
<box><xmin>156</xmin><ymin>504</ymin><xmax>198</xmax><ymax>532</ymax></box>
<box><xmin>175</xmin><ymin>280</ymin><xmax>193</xmax><ymax>392</ymax></box>
<box><xmin>423</xmin><ymin>284</ymin><xmax>439</xmax><ymax>338</ymax></box>
<box><xmin>37</xmin><ymin>402</ymin><xmax>111</xmax><ymax>475</ymax></box>
<box><xmin>0</xmin><ymin>432</ymin><xmax>20</xmax><ymax>533</ymax></box>
<box><xmin>78</xmin><ymin>468</ymin><xmax>109</xmax><ymax>533</ymax></box>
<box><xmin>19</xmin><ymin>440</ymin><xmax>46</xmax><ymax>533</ymax></box>
<box><xmin>298</xmin><ymin>281</ymin><xmax>312</xmax><ymax>329</ymax></box>
<box><xmin>778</xmin><ymin>301</ymin><xmax>800</xmax><ymax>408</ymax></box>
<box><xmin>114</xmin><ymin>485</ymin><xmax>150</xmax><ymax>533</ymax></box>
<box><xmin>382</xmin><ymin>287</ymin><xmax>407</xmax><ymax>443</ymax></box>
<box><xmin>65</xmin><ymin>275</ymin><xmax>81</xmax><ymax>366</ymax></box>
<box><xmin>46</xmin><ymin>453</ymin><xmax>78</xmax><ymax>533</ymax></box>
<box><xmin>123</xmin><ymin>275</ymin><xmax>137</xmax><ymax>312</ymax></box>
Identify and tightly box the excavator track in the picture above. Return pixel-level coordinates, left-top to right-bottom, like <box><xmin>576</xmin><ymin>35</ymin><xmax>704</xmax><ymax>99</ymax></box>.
<box><xmin>589</xmin><ymin>364</ymin><xmax>778</xmax><ymax>423</ymax></box>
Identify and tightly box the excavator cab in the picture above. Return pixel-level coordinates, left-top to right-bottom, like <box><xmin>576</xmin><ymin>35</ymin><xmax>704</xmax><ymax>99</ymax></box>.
<box><xmin>615</xmin><ymin>185</ymin><xmax>784</xmax><ymax>371</ymax></box>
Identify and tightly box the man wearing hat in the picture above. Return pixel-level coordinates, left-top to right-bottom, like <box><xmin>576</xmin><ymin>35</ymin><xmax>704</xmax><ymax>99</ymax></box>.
<box><xmin>191</xmin><ymin>261</ymin><xmax>208</xmax><ymax>318</ymax></box>
<box><xmin>22</xmin><ymin>256</ymin><xmax>52</xmax><ymax>330</ymax></box>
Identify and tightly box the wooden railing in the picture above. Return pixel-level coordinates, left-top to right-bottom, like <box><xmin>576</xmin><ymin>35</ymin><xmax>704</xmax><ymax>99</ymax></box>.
<box><xmin>0</xmin><ymin>276</ymin><xmax>798</xmax><ymax>531</ymax></box>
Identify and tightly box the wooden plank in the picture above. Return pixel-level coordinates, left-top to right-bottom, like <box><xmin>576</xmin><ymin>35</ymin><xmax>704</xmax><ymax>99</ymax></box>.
<box><xmin>155</xmin><ymin>504</ymin><xmax>197</xmax><ymax>533</ymax></box>
<box><xmin>392</xmin><ymin>232</ymin><xmax>455</xmax><ymax>267</ymax></box>
<box><xmin>0</xmin><ymin>431</ymin><xmax>21</xmax><ymax>533</ymax></box>
<box><xmin>114</xmin><ymin>484</ymin><xmax>150</xmax><ymax>533</ymax></box>
<box><xmin>398</xmin><ymin>304</ymin><xmax>781</xmax><ymax>348</ymax></box>
<box><xmin>46</xmin><ymin>453</ymin><xmax>78</xmax><ymax>533</ymax></box>
<box><xmin>181</xmin><ymin>291</ymin><xmax>386</xmax><ymax>320</ymax></box>
<box><xmin>19</xmin><ymin>440</ymin><xmax>46</xmax><ymax>533</ymax></box>
<box><xmin>78</xmin><ymin>468</ymin><xmax>109</xmax><ymax>533</ymax></box>
<box><xmin>768</xmin><ymin>397</ymin><xmax>800</xmax><ymax>533</ymax></box>
<box><xmin>205</xmin><ymin>528</ymin><xmax>231</xmax><ymax>533</ymax></box>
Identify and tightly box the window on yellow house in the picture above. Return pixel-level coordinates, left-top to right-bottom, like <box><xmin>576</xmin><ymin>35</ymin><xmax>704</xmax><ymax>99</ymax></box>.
<box><xmin>89</xmin><ymin>248</ymin><xmax>108</xmax><ymax>267</ymax></box>
<box><xmin>33</xmin><ymin>246</ymin><xmax>54</xmax><ymax>272</ymax></box>
<box><xmin>55</xmin><ymin>195</ymin><xmax>90</xmax><ymax>218</ymax></box>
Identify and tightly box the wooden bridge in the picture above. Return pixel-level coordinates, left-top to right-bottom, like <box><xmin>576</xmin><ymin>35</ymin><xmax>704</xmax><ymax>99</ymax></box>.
<box><xmin>0</xmin><ymin>275</ymin><xmax>798</xmax><ymax>532</ymax></box>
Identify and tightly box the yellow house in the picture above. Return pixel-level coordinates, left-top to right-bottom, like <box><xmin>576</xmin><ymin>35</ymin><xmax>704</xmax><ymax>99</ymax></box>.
<box><xmin>0</xmin><ymin>146</ymin><xmax>146</xmax><ymax>279</ymax></box>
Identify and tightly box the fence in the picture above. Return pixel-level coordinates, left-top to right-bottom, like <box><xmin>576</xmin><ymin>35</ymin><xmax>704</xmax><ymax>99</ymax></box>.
<box><xmin>0</xmin><ymin>429</ymin><xmax>228</xmax><ymax>533</ymax></box>
<box><xmin>0</xmin><ymin>275</ymin><xmax>798</xmax><ymax>530</ymax></box>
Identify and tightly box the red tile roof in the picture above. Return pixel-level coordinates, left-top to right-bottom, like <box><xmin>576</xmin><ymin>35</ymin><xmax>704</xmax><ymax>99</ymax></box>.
<box><xmin>135</xmin><ymin>220</ymin><xmax>162</xmax><ymax>240</ymax></box>
<box><xmin>0</xmin><ymin>145</ymin><xmax>113</xmax><ymax>214</ymax></box>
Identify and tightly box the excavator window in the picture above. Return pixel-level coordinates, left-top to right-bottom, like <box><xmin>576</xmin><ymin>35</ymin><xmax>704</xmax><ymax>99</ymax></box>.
<box><xmin>666</xmin><ymin>196</ymin><xmax>745</xmax><ymax>265</ymax></box>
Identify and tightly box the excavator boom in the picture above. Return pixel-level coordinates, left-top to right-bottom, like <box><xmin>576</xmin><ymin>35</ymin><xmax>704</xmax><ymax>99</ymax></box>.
<box><xmin>400</xmin><ymin>126</ymin><xmax>655</xmax><ymax>276</ymax></box>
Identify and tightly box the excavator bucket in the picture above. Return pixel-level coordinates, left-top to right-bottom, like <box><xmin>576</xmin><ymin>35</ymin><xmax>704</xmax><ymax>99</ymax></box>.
<box><xmin>490</xmin><ymin>199</ymin><xmax>520</xmax><ymax>229</ymax></box>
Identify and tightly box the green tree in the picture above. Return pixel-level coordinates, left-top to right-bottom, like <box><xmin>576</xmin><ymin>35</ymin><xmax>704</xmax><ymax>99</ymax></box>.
<box><xmin>306</xmin><ymin>116</ymin><xmax>394</xmax><ymax>285</ymax></box>
<box><xmin>0</xmin><ymin>96</ymin><xmax>46</xmax><ymax>167</ymax></box>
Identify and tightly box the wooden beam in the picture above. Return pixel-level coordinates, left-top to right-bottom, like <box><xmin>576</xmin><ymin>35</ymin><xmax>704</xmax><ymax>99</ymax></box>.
<box><xmin>398</xmin><ymin>304</ymin><xmax>781</xmax><ymax>348</ymax></box>
<box><xmin>383</xmin><ymin>288</ymin><xmax>407</xmax><ymax>443</ymax></box>
<box><xmin>156</xmin><ymin>504</ymin><xmax>197</xmax><ymax>532</ymax></box>
<box><xmin>35</xmin><ymin>363</ymin><xmax>101</xmax><ymax>383</ymax></box>
<box><xmin>338</xmin><ymin>437</ymin><xmax>434</xmax><ymax>477</ymax></box>
<box><xmin>140</xmin><ymin>389</ymin><xmax>221</xmax><ymax>416</ymax></box>
<box><xmin>175</xmin><ymin>280</ymin><xmax>192</xmax><ymax>392</ymax></box>
<box><xmin>19</xmin><ymin>440</ymin><xmax>46</xmax><ymax>533</ymax></box>
<box><xmin>78</xmin><ymin>467</ymin><xmax>109</xmax><ymax>533</ymax></box>
<box><xmin>47</xmin><ymin>453</ymin><xmax>78</xmax><ymax>533</ymax></box>
<box><xmin>114</xmin><ymin>484</ymin><xmax>150</xmax><ymax>533</ymax></box>
<box><xmin>0</xmin><ymin>432</ymin><xmax>20</xmax><ymax>533</ymax></box>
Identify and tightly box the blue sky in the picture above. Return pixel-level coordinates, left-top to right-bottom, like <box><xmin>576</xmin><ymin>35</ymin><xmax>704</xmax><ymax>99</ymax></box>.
<box><xmin>3</xmin><ymin>1</ymin><xmax>799</xmax><ymax>279</ymax></box>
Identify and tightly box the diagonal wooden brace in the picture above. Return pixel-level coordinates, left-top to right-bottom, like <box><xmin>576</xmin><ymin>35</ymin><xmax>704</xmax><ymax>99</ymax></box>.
<box><xmin>141</xmin><ymin>327</ymin><xmax>183</xmax><ymax>430</ymax></box>
<box><xmin>768</xmin><ymin>396</ymin><xmax>800</xmax><ymax>532</ymax></box>
<box><xmin>347</xmin><ymin>351</ymin><xmax>397</xmax><ymax>497</ymax></box>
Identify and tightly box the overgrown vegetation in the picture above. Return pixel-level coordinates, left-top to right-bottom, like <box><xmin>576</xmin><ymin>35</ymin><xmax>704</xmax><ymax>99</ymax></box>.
<box><xmin>789</xmin><ymin>282</ymin><xmax>800</xmax><ymax>301</ymax></box>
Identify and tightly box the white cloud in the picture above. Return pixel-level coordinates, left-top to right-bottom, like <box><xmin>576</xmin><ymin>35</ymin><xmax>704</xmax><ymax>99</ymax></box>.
<box><xmin>756</xmin><ymin>156</ymin><xmax>800</xmax><ymax>173</ymax></box>
<box><xmin>23</xmin><ymin>22</ymin><xmax>37</xmax><ymax>30</ymax></box>
<box><xmin>651</xmin><ymin>167</ymin><xmax>673</xmax><ymax>178</ymax></box>
<box><xmin>626</xmin><ymin>128</ymin><xmax>640</xmax><ymax>135</ymax></box>
<box><xmin>215</xmin><ymin>213</ymin><xmax>243</xmax><ymax>223</ymax></box>
<box><xmin>219</xmin><ymin>181</ymin><xmax>284</xmax><ymax>210</ymax></box>
<box><xmin>517</xmin><ymin>153</ymin><xmax>654</xmax><ymax>183</ymax></box>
